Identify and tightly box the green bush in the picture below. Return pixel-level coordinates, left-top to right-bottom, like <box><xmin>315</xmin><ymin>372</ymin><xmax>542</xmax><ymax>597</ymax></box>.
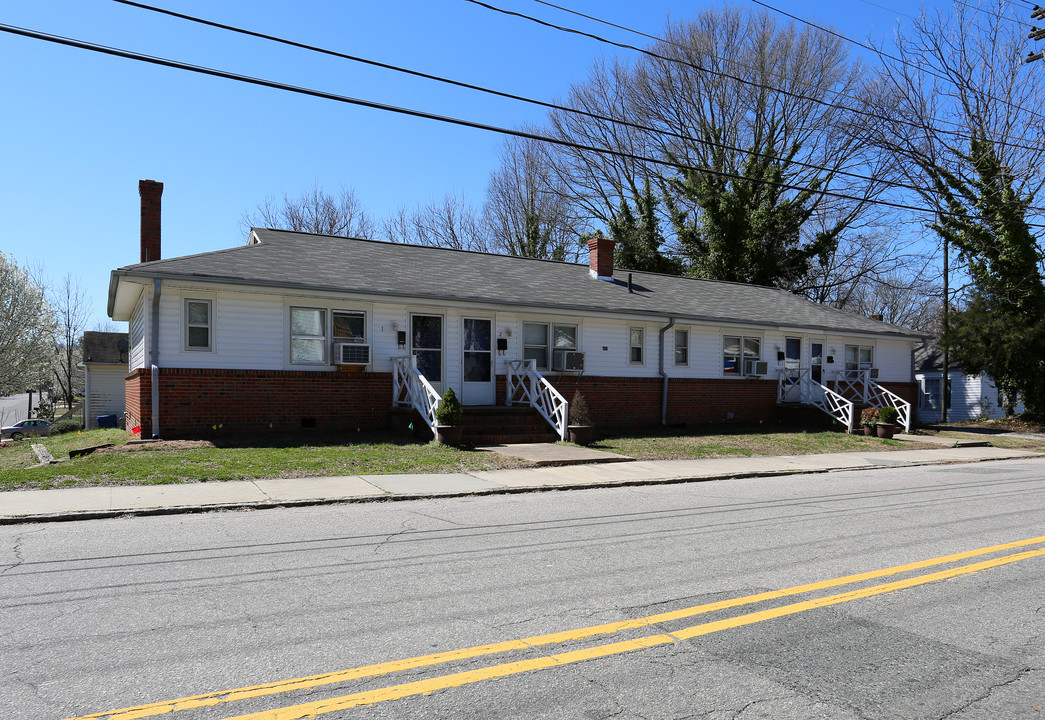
<box><xmin>434</xmin><ymin>386</ymin><xmax>463</xmax><ymax>426</ymax></box>
<box><xmin>48</xmin><ymin>418</ymin><xmax>82</xmax><ymax>436</ymax></box>
<box><xmin>878</xmin><ymin>406</ymin><xmax>899</xmax><ymax>425</ymax></box>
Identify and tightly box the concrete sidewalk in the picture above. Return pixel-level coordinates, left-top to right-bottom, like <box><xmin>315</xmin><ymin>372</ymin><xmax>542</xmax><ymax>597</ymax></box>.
<box><xmin>1</xmin><ymin>444</ymin><xmax>1039</xmax><ymax>524</ymax></box>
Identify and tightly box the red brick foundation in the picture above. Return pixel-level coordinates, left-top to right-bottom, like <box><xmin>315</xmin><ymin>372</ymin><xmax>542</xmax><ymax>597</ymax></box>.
<box><xmin>125</xmin><ymin>367</ymin><xmax>393</xmax><ymax>439</ymax></box>
<box><xmin>125</xmin><ymin>367</ymin><xmax>918</xmax><ymax>439</ymax></box>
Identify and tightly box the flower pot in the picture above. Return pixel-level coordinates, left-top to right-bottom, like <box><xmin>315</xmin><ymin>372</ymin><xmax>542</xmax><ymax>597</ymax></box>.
<box><xmin>568</xmin><ymin>425</ymin><xmax>594</xmax><ymax>446</ymax></box>
<box><xmin>436</xmin><ymin>425</ymin><xmax>464</xmax><ymax>446</ymax></box>
<box><xmin>863</xmin><ymin>424</ymin><xmax>875</xmax><ymax>436</ymax></box>
<box><xmin>876</xmin><ymin>423</ymin><xmax>896</xmax><ymax>439</ymax></box>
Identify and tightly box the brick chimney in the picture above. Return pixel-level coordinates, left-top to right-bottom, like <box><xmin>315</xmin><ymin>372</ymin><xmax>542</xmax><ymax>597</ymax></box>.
<box><xmin>870</xmin><ymin>313</ymin><xmax>884</xmax><ymax>322</ymax></box>
<box><xmin>139</xmin><ymin>179</ymin><xmax>163</xmax><ymax>263</ymax></box>
<box><xmin>588</xmin><ymin>235</ymin><xmax>615</xmax><ymax>281</ymax></box>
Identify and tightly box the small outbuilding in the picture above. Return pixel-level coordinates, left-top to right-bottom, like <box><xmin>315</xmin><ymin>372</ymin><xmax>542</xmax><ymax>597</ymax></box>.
<box><xmin>82</xmin><ymin>331</ymin><xmax>128</xmax><ymax>429</ymax></box>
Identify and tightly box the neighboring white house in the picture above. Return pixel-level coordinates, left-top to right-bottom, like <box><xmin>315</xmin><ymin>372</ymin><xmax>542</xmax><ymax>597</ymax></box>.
<box><xmin>82</xmin><ymin>331</ymin><xmax>128</xmax><ymax>429</ymax></box>
<box><xmin>105</xmin><ymin>181</ymin><xmax>923</xmax><ymax>440</ymax></box>
<box><xmin>913</xmin><ymin>342</ymin><xmax>1022</xmax><ymax>423</ymax></box>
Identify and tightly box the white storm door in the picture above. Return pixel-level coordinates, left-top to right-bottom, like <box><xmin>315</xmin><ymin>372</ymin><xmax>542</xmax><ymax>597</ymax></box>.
<box><xmin>461</xmin><ymin>317</ymin><xmax>494</xmax><ymax>405</ymax></box>
<box><xmin>411</xmin><ymin>314</ymin><xmax>443</xmax><ymax>394</ymax></box>
<box><xmin>783</xmin><ymin>336</ymin><xmax>802</xmax><ymax>402</ymax></box>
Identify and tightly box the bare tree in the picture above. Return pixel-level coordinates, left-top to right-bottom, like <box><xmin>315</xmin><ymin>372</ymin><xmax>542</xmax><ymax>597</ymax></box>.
<box><xmin>49</xmin><ymin>273</ymin><xmax>92</xmax><ymax>414</ymax></box>
<box><xmin>485</xmin><ymin>134</ymin><xmax>586</xmax><ymax>261</ymax></box>
<box><xmin>548</xmin><ymin>6</ymin><xmax>897</xmax><ymax>286</ymax></box>
<box><xmin>0</xmin><ymin>252</ymin><xmax>53</xmax><ymax>397</ymax></box>
<box><xmin>242</xmin><ymin>182</ymin><xmax>376</xmax><ymax>239</ymax></box>
<box><xmin>869</xmin><ymin>0</ymin><xmax>1045</xmax><ymax>271</ymax></box>
<box><xmin>383</xmin><ymin>193</ymin><xmax>491</xmax><ymax>252</ymax></box>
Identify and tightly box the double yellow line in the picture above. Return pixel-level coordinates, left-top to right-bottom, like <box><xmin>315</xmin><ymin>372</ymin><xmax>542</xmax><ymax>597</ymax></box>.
<box><xmin>72</xmin><ymin>534</ymin><xmax>1045</xmax><ymax>720</ymax></box>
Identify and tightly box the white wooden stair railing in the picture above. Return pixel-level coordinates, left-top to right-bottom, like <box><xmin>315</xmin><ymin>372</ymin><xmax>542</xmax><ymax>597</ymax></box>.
<box><xmin>505</xmin><ymin>359</ymin><xmax>569</xmax><ymax>441</ymax></box>
<box><xmin>833</xmin><ymin>370</ymin><xmax>912</xmax><ymax>432</ymax></box>
<box><xmin>777</xmin><ymin>369</ymin><xmax>856</xmax><ymax>432</ymax></box>
<box><xmin>392</xmin><ymin>355</ymin><xmax>440</xmax><ymax>438</ymax></box>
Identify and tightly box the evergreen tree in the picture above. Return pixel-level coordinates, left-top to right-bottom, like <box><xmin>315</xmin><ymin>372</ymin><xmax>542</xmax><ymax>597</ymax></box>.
<box><xmin>669</xmin><ymin>136</ymin><xmax>840</xmax><ymax>288</ymax></box>
<box><xmin>929</xmin><ymin>135</ymin><xmax>1045</xmax><ymax>418</ymax></box>
<box><xmin>607</xmin><ymin>182</ymin><xmax>683</xmax><ymax>274</ymax></box>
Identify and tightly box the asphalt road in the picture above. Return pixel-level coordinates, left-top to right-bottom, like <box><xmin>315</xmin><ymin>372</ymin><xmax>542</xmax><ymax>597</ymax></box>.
<box><xmin>2</xmin><ymin>458</ymin><xmax>1043</xmax><ymax>719</ymax></box>
<box><xmin>0</xmin><ymin>393</ymin><xmax>31</xmax><ymax>426</ymax></box>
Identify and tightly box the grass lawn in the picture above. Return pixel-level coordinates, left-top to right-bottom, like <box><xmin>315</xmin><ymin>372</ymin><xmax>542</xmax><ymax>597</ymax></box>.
<box><xmin>592</xmin><ymin>428</ymin><xmax>909</xmax><ymax>460</ymax></box>
<box><xmin>0</xmin><ymin>429</ymin><xmax>529</xmax><ymax>491</ymax></box>
<box><xmin>0</xmin><ymin>424</ymin><xmax>919</xmax><ymax>492</ymax></box>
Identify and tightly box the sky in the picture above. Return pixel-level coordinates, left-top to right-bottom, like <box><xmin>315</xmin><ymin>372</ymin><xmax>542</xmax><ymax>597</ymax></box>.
<box><xmin>0</xmin><ymin>0</ymin><xmax>1024</xmax><ymax>330</ymax></box>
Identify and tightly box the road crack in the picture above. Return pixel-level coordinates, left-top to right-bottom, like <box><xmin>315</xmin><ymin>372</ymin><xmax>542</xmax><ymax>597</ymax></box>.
<box><xmin>937</xmin><ymin>666</ymin><xmax>1032</xmax><ymax>719</ymax></box>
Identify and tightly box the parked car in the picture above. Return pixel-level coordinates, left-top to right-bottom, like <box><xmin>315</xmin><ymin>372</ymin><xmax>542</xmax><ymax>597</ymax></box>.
<box><xmin>1</xmin><ymin>419</ymin><xmax>52</xmax><ymax>440</ymax></box>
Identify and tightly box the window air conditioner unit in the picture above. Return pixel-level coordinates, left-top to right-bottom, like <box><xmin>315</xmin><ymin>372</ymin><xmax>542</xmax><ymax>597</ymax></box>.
<box><xmin>553</xmin><ymin>349</ymin><xmax>585</xmax><ymax>372</ymax></box>
<box><xmin>335</xmin><ymin>343</ymin><xmax>371</xmax><ymax>365</ymax></box>
<box><xmin>869</xmin><ymin>368</ymin><xmax>880</xmax><ymax>379</ymax></box>
<box><xmin>744</xmin><ymin>360</ymin><xmax>769</xmax><ymax>376</ymax></box>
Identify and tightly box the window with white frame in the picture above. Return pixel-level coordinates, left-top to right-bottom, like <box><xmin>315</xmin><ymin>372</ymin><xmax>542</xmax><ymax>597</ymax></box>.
<box><xmin>674</xmin><ymin>329</ymin><xmax>689</xmax><ymax>366</ymax></box>
<box><xmin>630</xmin><ymin>327</ymin><xmax>644</xmax><ymax>364</ymax></box>
<box><xmin>290</xmin><ymin>307</ymin><xmax>327</xmax><ymax>364</ymax></box>
<box><xmin>523</xmin><ymin>322</ymin><xmax>577</xmax><ymax>370</ymax></box>
<box><xmin>920</xmin><ymin>376</ymin><xmax>951</xmax><ymax>410</ymax></box>
<box><xmin>723</xmin><ymin>335</ymin><xmax>761</xmax><ymax>375</ymax></box>
<box><xmin>845</xmin><ymin>344</ymin><xmax>874</xmax><ymax>377</ymax></box>
<box><xmin>333</xmin><ymin>310</ymin><xmax>365</xmax><ymax>344</ymax></box>
<box><xmin>184</xmin><ymin>299</ymin><xmax>212</xmax><ymax>351</ymax></box>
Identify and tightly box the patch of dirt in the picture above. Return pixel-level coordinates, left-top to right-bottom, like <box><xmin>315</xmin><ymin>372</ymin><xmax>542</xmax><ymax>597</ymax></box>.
<box><xmin>95</xmin><ymin>440</ymin><xmax>216</xmax><ymax>453</ymax></box>
<box><xmin>921</xmin><ymin>415</ymin><xmax>1045</xmax><ymax>435</ymax></box>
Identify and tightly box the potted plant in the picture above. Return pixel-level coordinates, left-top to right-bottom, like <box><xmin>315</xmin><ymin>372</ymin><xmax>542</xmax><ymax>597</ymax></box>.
<box><xmin>434</xmin><ymin>386</ymin><xmax>464</xmax><ymax>446</ymax></box>
<box><xmin>860</xmin><ymin>407</ymin><xmax>878</xmax><ymax>436</ymax></box>
<box><xmin>877</xmin><ymin>406</ymin><xmax>900</xmax><ymax>439</ymax></box>
<box><xmin>568</xmin><ymin>390</ymin><xmax>594</xmax><ymax>446</ymax></box>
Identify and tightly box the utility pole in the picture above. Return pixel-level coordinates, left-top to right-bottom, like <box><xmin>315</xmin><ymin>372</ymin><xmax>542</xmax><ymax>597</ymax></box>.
<box><xmin>1030</xmin><ymin>5</ymin><xmax>1045</xmax><ymax>64</ymax></box>
<box><xmin>941</xmin><ymin>233</ymin><xmax>949</xmax><ymax>424</ymax></box>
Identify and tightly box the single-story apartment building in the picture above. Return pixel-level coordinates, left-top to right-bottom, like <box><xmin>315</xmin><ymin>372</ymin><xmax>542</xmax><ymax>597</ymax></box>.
<box><xmin>107</xmin><ymin>180</ymin><xmax>922</xmax><ymax>441</ymax></box>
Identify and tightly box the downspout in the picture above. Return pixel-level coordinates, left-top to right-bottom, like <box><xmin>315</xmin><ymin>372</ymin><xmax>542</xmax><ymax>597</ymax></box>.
<box><xmin>150</xmin><ymin>278</ymin><xmax>161</xmax><ymax>439</ymax></box>
<box><xmin>659</xmin><ymin>317</ymin><xmax>676</xmax><ymax>426</ymax></box>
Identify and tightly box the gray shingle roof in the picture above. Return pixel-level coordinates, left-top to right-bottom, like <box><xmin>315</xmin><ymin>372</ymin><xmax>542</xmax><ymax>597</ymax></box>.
<box><xmin>83</xmin><ymin>331</ymin><xmax>128</xmax><ymax>364</ymax></box>
<box><xmin>110</xmin><ymin>228</ymin><xmax>921</xmax><ymax>338</ymax></box>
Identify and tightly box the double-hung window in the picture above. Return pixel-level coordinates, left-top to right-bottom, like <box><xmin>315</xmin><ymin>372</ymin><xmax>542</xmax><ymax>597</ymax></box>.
<box><xmin>523</xmin><ymin>322</ymin><xmax>577</xmax><ymax>370</ymax></box>
<box><xmin>630</xmin><ymin>327</ymin><xmax>644</xmax><ymax>364</ymax></box>
<box><xmin>845</xmin><ymin>344</ymin><xmax>874</xmax><ymax>378</ymax></box>
<box><xmin>290</xmin><ymin>307</ymin><xmax>327</xmax><ymax>364</ymax></box>
<box><xmin>723</xmin><ymin>335</ymin><xmax>761</xmax><ymax>375</ymax></box>
<box><xmin>920</xmin><ymin>377</ymin><xmax>950</xmax><ymax>410</ymax></box>
<box><xmin>185</xmin><ymin>299</ymin><xmax>212</xmax><ymax>351</ymax></box>
<box><xmin>674</xmin><ymin>329</ymin><xmax>689</xmax><ymax>366</ymax></box>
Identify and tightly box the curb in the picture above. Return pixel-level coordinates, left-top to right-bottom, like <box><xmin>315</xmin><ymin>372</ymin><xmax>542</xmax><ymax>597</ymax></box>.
<box><xmin>1</xmin><ymin>452</ymin><xmax>1038</xmax><ymax>526</ymax></box>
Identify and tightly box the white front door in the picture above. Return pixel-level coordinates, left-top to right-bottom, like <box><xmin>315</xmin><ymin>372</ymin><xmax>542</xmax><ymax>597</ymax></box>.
<box><xmin>461</xmin><ymin>317</ymin><xmax>494</xmax><ymax>405</ymax></box>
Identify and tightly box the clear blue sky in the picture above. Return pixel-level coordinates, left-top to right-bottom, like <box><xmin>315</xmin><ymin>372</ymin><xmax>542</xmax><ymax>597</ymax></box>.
<box><xmin>2</xmin><ymin>0</ymin><xmax>968</xmax><ymax>329</ymax></box>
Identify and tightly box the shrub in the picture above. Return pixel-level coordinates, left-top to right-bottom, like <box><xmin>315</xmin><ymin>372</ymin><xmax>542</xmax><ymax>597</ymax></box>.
<box><xmin>879</xmin><ymin>406</ymin><xmax>900</xmax><ymax>425</ymax></box>
<box><xmin>568</xmin><ymin>391</ymin><xmax>593</xmax><ymax>426</ymax></box>
<box><xmin>48</xmin><ymin>418</ymin><xmax>82</xmax><ymax>436</ymax></box>
<box><xmin>434</xmin><ymin>386</ymin><xmax>463</xmax><ymax>426</ymax></box>
<box><xmin>860</xmin><ymin>407</ymin><xmax>879</xmax><ymax>425</ymax></box>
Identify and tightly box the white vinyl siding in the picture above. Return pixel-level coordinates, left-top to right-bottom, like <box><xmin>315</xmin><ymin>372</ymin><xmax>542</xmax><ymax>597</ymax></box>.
<box><xmin>84</xmin><ymin>365</ymin><xmax>126</xmax><ymax>429</ymax></box>
<box><xmin>129</xmin><ymin>292</ymin><xmax>147</xmax><ymax>370</ymax></box>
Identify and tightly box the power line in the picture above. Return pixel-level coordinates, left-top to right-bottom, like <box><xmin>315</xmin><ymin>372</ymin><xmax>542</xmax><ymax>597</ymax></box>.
<box><xmin>3</xmin><ymin>21</ymin><xmax>1042</xmax><ymax>230</ymax></box>
<box><xmin>478</xmin><ymin>0</ymin><xmax>1045</xmax><ymax>156</ymax></box>
<box><xmin>111</xmin><ymin>0</ymin><xmax>980</xmax><ymax>206</ymax></box>
<box><xmin>748</xmin><ymin>0</ymin><xmax>1045</xmax><ymax>124</ymax></box>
